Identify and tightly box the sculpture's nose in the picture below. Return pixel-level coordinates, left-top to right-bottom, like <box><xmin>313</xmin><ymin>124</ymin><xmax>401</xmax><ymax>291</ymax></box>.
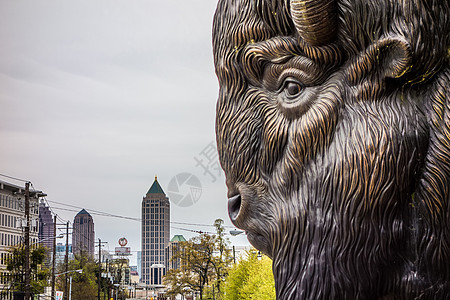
<box><xmin>228</xmin><ymin>194</ymin><xmax>242</xmax><ymax>221</ymax></box>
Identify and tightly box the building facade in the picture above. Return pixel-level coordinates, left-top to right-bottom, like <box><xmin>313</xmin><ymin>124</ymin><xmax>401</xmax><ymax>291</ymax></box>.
<box><xmin>141</xmin><ymin>177</ymin><xmax>170</xmax><ymax>286</ymax></box>
<box><xmin>55</xmin><ymin>242</ymin><xmax>73</xmax><ymax>266</ymax></box>
<box><xmin>165</xmin><ymin>235</ymin><xmax>186</xmax><ymax>271</ymax></box>
<box><xmin>136</xmin><ymin>251</ymin><xmax>141</xmax><ymax>280</ymax></box>
<box><xmin>0</xmin><ymin>180</ymin><xmax>41</xmax><ymax>298</ymax></box>
<box><xmin>38</xmin><ymin>201</ymin><xmax>54</xmax><ymax>258</ymax></box>
<box><xmin>72</xmin><ymin>209</ymin><xmax>95</xmax><ymax>257</ymax></box>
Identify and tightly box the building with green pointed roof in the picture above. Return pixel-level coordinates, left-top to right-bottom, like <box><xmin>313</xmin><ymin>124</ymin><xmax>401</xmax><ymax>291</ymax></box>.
<box><xmin>141</xmin><ymin>176</ymin><xmax>170</xmax><ymax>286</ymax></box>
<box><xmin>147</xmin><ymin>177</ymin><xmax>166</xmax><ymax>195</ymax></box>
<box><xmin>170</xmin><ymin>235</ymin><xmax>186</xmax><ymax>242</ymax></box>
<box><xmin>165</xmin><ymin>235</ymin><xmax>186</xmax><ymax>271</ymax></box>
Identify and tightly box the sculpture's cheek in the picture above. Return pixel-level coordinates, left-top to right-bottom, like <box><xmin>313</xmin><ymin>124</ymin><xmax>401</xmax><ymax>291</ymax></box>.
<box><xmin>247</xmin><ymin>231</ymin><xmax>272</xmax><ymax>257</ymax></box>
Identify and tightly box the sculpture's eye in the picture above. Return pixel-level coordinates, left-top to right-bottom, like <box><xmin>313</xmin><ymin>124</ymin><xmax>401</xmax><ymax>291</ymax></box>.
<box><xmin>283</xmin><ymin>79</ymin><xmax>303</xmax><ymax>99</ymax></box>
<box><xmin>275</xmin><ymin>75</ymin><xmax>315</xmax><ymax>117</ymax></box>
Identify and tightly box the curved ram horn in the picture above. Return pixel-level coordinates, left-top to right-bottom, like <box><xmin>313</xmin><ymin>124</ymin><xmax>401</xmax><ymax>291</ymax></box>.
<box><xmin>290</xmin><ymin>0</ymin><xmax>337</xmax><ymax>46</ymax></box>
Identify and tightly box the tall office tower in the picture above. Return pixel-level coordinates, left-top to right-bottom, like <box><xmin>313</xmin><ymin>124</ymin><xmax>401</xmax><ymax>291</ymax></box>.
<box><xmin>38</xmin><ymin>202</ymin><xmax>54</xmax><ymax>248</ymax></box>
<box><xmin>38</xmin><ymin>201</ymin><xmax>54</xmax><ymax>265</ymax></box>
<box><xmin>72</xmin><ymin>209</ymin><xmax>95</xmax><ymax>257</ymax></box>
<box><xmin>141</xmin><ymin>177</ymin><xmax>170</xmax><ymax>285</ymax></box>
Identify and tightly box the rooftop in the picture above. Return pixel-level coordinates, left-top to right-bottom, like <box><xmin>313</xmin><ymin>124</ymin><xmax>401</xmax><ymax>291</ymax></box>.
<box><xmin>171</xmin><ymin>235</ymin><xmax>186</xmax><ymax>242</ymax></box>
<box><xmin>76</xmin><ymin>209</ymin><xmax>91</xmax><ymax>216</ymax></box>
<box><xmin>147</xmin><ymin>176</ymin><xmax>165</xmax><ymax>195</ymax></box>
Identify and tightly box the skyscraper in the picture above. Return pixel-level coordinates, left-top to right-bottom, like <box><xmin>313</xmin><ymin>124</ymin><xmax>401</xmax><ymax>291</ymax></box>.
<box><xmin>141</xmin><ymin>177</ymin><xmax>170</xmax><ymax>285</ymax></box>
<box><xmin>38</xmin><ymin>201</ymin><xmax>54</xmax><ymax>247</ymax></box>
<box><xmin>72</xmin><ymin>209</ymin><xmax>95</xmax><ymax>257</ymax></box>
<box><xmin>38</xmin><ymin>201</ymin><xmax>54</xmax><ymax>266</ymax></box>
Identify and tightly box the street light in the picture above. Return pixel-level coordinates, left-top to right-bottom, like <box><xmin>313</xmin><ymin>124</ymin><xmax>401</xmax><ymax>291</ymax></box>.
<box><xmin>229</xmin><ymin>229</ymin><xmax>244</xmax><ymax>236</ymax></box>
<box><xmin>55</xmin><ymin>269</ymin><xmax>82</xmax><ymax>300</ymax></box>
<box><xmin>229</xmin><ymin>230</ymin><xmax>246</xmax><ymax>263</ymax></box>
<box><xmin>33</xmin><ymin>234</ymin><xmax>64</xmax><ymax>245</ymax></box>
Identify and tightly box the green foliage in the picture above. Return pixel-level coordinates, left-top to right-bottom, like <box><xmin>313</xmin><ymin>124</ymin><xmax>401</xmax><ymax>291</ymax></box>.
<box><xmin>164</xmin><ymin>219</ymin><xmax>232</xmax><ymax>300</ymax></box>
<box><xmin>6</xmin><ymin>245</ymin><xmax>50</xmax><ymax>294</ymax></box>
<box><xmin>224</xmin><ymin>250</ymin><xmax>275</xmax><ymax>300</ymax></box>
<box><xmin>56</xmin><ymin>252</ymin><xmax>99</xmax><ymax>300</ymax></box>
<box><xmin>211</xmin><ymin>219</ymin><xmax>233</xmax><ymax>299</ymax></box>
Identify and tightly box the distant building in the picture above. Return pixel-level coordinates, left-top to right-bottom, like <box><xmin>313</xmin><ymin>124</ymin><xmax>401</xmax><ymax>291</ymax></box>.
<box><xmin>0</xmin><ymin>180</ymin><xmax>41</xmax><ymax>298</ymax></box>
<box><xmin>55</xmin><ymin>242</ymin><xmax>73</xmax><ymax>265</ymax></box>
<box><xmin>72</xmin><ymin>209</ymin><xmax>95</xmax><ymax>257</ymax></box>
<box><xmin>141</xmin><ymin>177</ymin><xmax>170</xmax><ymax>286</ymax></box>
<box><xmin>137</xmin><ymin>251</ymin><xmax>141</xmax><ymax>280</ymax></box>
<box><xmin>165</xmin><ymin>235</ymin><xmax>186</xmax><ymax>271</ymax></box>
<box><xmin>130</xmin><ymin>270</ymin><xmax>139</xmax><ymax>284</ymax></box>
<box><xmin>109</xmin><ymin>258</ymin><xmax>131</xmax><ymax>287</ymax></box>
<box><xmin>38</xmin><ymin>201</ymin><xmax>54</xmax><ymax>261</ymax></box>
<box><xmin>101</xmin><ymin>249</ymin><xmax>113</xmax><ymax>263</ymax></box>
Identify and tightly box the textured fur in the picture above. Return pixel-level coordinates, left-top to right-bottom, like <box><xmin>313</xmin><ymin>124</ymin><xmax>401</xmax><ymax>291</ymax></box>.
<box><xmin>213</xmin><ymin>0</ymin><xmax>449</xmax><ymax>299</ymax></box>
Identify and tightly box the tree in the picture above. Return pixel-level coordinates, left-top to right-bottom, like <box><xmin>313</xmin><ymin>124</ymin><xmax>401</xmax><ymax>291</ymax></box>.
<box><xmin>5</xmin><ymin>245</ymin><xmax>50</xmax><ymax>295</ymax></box>
<box><xmin>56</xmin><ymin>252</ymin><xmax>99</xmax><ymax>300</ymax></box>
<box><xmin>164</xmin><ymin>219</ymin><xmax>232</xmax><ymax>300</ymax></box>
<box><xmin>210</xmin><ymin>219</ymin><xmax>232</xmax><ymax>299</ymax></box>
<box><xmin>224</xmin><ymin>250</ymin><xmax>275</xmax><ymax>300</ymax></box>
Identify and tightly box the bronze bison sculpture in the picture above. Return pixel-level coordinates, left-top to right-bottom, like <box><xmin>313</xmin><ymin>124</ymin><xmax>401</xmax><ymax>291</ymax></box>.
<box><xmin>213</xmin><ymin>0</ymin><xmax>449</xmax><ymax>298</ymax></box>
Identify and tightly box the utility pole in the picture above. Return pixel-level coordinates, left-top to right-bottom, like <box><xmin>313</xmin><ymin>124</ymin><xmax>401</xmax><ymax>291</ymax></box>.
<box><xmin>97</xmin><ymin>239</ymin><xmax>107</xmax><ymax>300</ymax></box>
<box><xmin>51</xmin><ymin>215</ymin><xmax>57</xmax><ymax>300</ymax></box>
<box><xmin>64</xmin><ymin>221</ymin><xmax>69</xmax><ymax>300</ymax></box>
<box><xmin>98</xmin><ymin>239</ymin><xmax>101</xmax><ymax>300</ymax></box>
<box><xmin>24</xmin><ymin>182</ymin><xmax>31</xmax><ymax>300</ymax></box>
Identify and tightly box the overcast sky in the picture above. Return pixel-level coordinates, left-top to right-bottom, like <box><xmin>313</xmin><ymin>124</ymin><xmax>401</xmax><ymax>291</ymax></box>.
<box><xmin>0</xmin><ymin>0</ymin><xmax>249</xmax><ymax>265</ymax></box>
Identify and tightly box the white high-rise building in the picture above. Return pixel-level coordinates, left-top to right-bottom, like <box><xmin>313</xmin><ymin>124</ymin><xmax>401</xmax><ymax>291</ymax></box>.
<box><xmin>141</xmin><ymin>177</ymin><xmax>170</xmax><ymax>285</ymax></box>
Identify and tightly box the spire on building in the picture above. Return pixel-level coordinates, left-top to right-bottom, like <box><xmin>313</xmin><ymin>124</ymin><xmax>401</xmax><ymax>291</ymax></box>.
<box><xmin>147</xmin><ymin>176</ymin><xmax>166</xmax><ymax>195</ymax></box>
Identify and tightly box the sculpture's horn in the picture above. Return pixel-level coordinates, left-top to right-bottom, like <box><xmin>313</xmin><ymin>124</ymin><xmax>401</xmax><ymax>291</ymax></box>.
<box><xmin>290</xmin><ymin>0</ymin><xmax>337</xmax><ymax>46</ymax></box>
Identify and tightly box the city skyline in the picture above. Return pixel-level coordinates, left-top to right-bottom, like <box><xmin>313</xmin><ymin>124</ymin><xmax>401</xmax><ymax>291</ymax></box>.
<box><xmin>0</xmin><ymin>174</ymin><xmax>249</xmax><ymax>267</ymax></box>
<box><xmin>0</xmin><ymin>1</ymin><xmax>250</xmax><ymax>266</ymax></box>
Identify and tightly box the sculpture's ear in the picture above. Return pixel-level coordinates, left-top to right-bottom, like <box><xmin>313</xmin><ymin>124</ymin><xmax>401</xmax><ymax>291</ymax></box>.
<box><xmin>347</xmin><ymin>37</ymin><xmax>412</xmax><ymax>85</ymax></box>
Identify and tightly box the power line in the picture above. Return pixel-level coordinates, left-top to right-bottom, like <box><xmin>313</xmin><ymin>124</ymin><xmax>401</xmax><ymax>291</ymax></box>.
<box><xmin>171</xmin><ymin>226</ymin><xmax>214</xmax><ymax>235</ymax></box>
<box><xmin>47</xmin><ymin>200</ymin><xmax>234</xmax><ymax>228</ymax></box>
<box><xmin>172</xmin><ymin>221</ymin><xmax>234</xmax><ymax>228</ymax></box>
<box><xmin>50</xmin><ymin>206</ymin><xmax>140</xmax><ymax>221</ymax></box>
<box><xmin>0</xmin><ymin>173</ymin><xmax>234</xmax><ymax>229</ymax></box>
<box><xmin>49</xmin><ymin>206</ymin><xmax>228</xmax><ymax>234</ymax></box>
<box><xmin>42</xmin><ymin>199</ymin><xmax>94</xmax><ymax>251</ymax></box>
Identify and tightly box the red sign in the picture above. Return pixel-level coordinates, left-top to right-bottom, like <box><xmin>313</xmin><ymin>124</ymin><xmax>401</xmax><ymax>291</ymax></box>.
<box><xmin>118</xmin><ymin>237</ymin><xmax>127</xmax><ymax>246</ymax></box>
